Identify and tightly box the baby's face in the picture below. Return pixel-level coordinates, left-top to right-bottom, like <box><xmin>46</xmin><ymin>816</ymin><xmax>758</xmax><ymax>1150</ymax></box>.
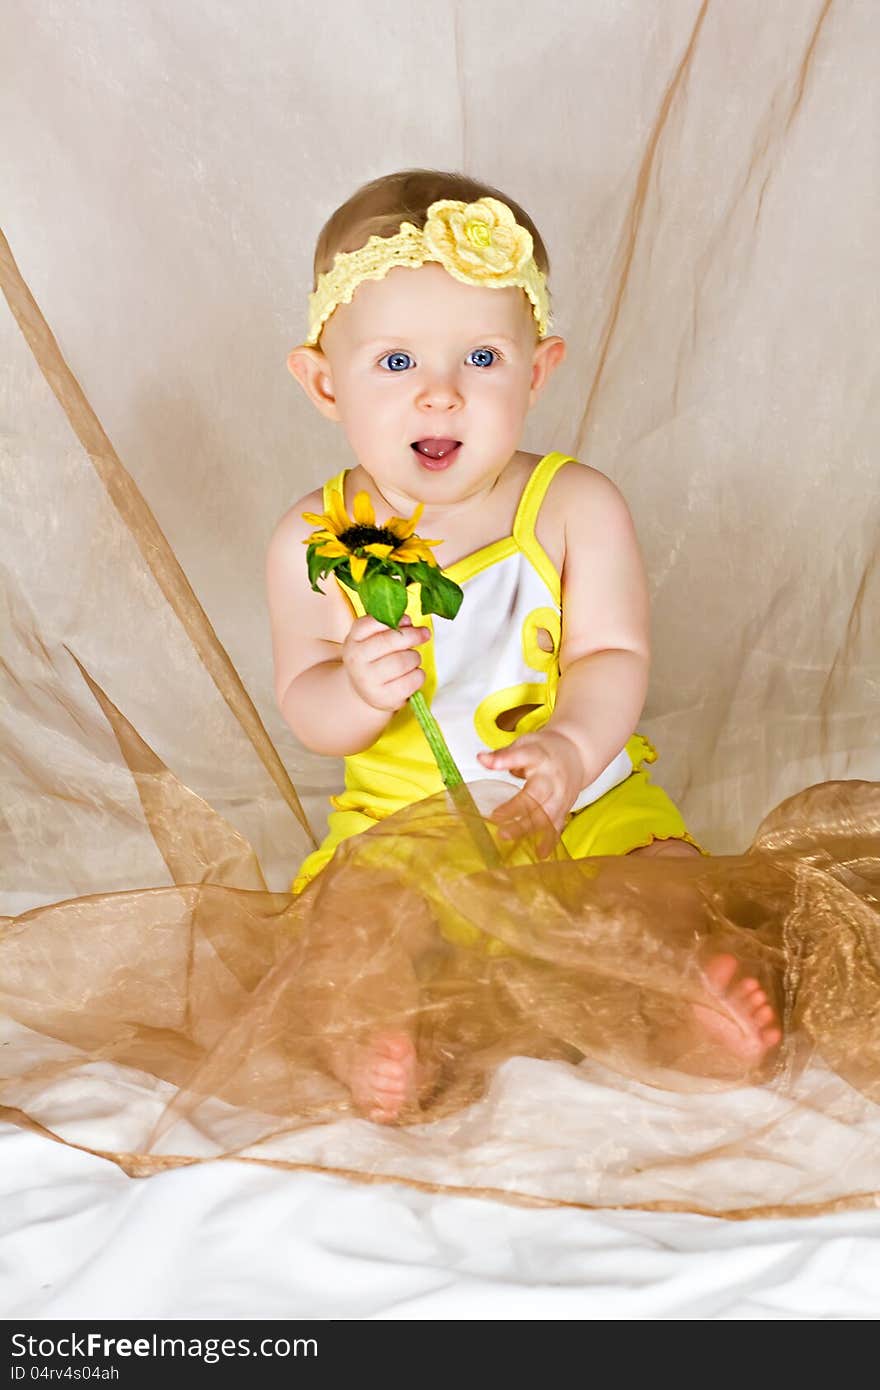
<box><xmin>290</xmin><ymin>262</ymin><xmax>565</xmax><ymax>511</ymax></box>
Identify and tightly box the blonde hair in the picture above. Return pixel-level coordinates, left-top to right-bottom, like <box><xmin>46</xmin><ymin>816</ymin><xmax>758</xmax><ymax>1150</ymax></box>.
<box><xmin>310</xmin><ymin>167</ymin><xmax>552</xmax><ymax>330</ymax></box>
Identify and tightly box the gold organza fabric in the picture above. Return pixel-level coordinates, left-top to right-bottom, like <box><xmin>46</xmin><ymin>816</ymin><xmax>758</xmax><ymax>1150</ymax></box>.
<box><xmin>3</xmin><ymin>737</ymin><xmax>880</xmax><ymax>1217</ymax></box>
<box><xmin>3</xmin><ymin>3</ymin><xmax>880</xmax><ymax>1218</ymax></box>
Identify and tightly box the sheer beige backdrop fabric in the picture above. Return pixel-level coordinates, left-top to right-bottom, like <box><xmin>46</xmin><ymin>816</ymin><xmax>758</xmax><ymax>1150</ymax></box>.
<box><xmin>1</xmin><ymin>1</ymin><xmax>878</xmax><ymax>1216</ymax></box>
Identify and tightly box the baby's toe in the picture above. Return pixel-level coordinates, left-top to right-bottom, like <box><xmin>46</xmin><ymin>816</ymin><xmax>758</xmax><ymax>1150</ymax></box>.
<box><xmin>732</xmin><ymin>978</ymin><xmax>761</xmax><ymax>1003</ymax></box>
<box><xmin>702</xmin><ymin>954</ymin><xmax>739</xmax><ymax>993</ymax></box>
<box><xmin>369</xmin><ymin>1106</ymin><xmax>397</xmax><ymax>1123</ymax></box>
<box><xmin>372</xmin><ymin>1069</ymin><xmax>406</xmax><ymax>1094</ymax></box>
<box><xmin>373</xmin><ymin>1059</ymin><xmax>404</xmax><ymax>1081</ymax></box>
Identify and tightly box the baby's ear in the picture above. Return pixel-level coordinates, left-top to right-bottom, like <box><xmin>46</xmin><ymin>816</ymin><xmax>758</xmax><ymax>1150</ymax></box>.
<box><xmin>286</xmin><ymin>345</ymin><xmax>341</xmax><ymax>421</ymax></box>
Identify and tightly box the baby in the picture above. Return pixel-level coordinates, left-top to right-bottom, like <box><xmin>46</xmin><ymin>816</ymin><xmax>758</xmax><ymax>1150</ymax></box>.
<box><xmin>267</xmin><ymin>168</ymin><xmax>781</xmax><ymax>1121</ymax></box>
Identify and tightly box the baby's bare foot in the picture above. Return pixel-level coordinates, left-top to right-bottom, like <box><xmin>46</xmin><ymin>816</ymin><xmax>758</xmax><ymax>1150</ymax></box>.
<box><xmin>348</xmin><ymin>1030</ymin><xmax>419</xmax><ymax>1124</ymax></box>
<box><xmin>692</xmin><ymin>953</ymin><xmax>782</xmax><ymax>1065</ymax></box>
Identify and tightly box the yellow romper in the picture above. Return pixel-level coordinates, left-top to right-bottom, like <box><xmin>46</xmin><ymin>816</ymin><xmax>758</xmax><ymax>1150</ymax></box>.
<box><xmin>292</xmin><ymin>451</ymin><xmax>708</xmax><ymax>899</ymax></box>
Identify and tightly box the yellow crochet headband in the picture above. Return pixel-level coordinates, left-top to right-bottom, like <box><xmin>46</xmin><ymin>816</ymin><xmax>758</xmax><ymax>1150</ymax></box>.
<box><xmin>303</xmin><ymin>196</ymin><xmax>552</xmax><ymax>347</ymax></box>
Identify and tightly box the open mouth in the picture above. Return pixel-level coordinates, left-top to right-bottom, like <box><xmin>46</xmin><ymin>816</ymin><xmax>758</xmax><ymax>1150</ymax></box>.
<box><xmin>411</xmin><ymin>438</ymin><xmax>462</xmax><ymax>467</ymax></box>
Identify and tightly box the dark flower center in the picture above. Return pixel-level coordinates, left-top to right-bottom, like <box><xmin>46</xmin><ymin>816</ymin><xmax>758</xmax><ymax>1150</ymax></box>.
<box><xmin>339</xmin><ymin>525</ymin><xmax>400</xmax><ymax>550</ymax></box>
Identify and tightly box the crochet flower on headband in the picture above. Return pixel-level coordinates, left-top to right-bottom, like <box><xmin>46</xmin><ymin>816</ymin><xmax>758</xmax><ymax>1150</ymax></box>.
<box><xmin>424</xmin><ymin>197</ymin><xmax>534</xmax><ymax>285</ymax></box>
<box><xmin>304</xmin><ymin>195</ymin><xmax>552</xmax><ymax>346</ymax></box>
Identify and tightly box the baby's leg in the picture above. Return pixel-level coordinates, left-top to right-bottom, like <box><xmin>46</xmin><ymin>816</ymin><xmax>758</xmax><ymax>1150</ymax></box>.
<box><xmin>294</xmin><ymin>862</ymin><xmax>442</xmax><ymax>1124</ymax></box>
<box><xmin>628</xmin><ymin>838</ymin><xmax>782</xmax><ymax>1070</ymax></box>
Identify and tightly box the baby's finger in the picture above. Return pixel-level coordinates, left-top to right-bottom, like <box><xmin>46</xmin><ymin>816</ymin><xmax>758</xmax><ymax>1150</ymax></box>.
<box><xmin>496</xmin><ymin>769</ymin><xmax>553</xmax><ymax>815</ymax></box>
<box><xmin>349</xmin><ymin>613</ymin><xmax>392</xmax><ymax>641</ymax></box>
<box><xmin>535</xmin><ymin>822</ymin><xmax>563</xmax><ymax>859</ymax></box>
<box><xmin>367</xmin><ymin>620</ymin><xmax>430</xmax><ymax>660</ymax></box>
<box><xmin>477</xmin><ymin>742</ymin><xmax>540</xmax><ymax>778</ymax></box>
<box><xmin>489</xmin><ymin>786</ymin><xmax>550</xmax><ymax>841</ymax></box>
<box><xmin>495</xmin><ymin>810</ymin><xmax>545</xmax><ymax>846</ymax></box>
<box><xmin>506</xmin><ymin>787</ymin><xmax>564</xmax><ymax>857</ymax></box>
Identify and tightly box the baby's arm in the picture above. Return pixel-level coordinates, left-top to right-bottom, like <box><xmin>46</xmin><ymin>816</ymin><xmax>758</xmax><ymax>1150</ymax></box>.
<box><xmin>546</xmin><ymin>465</ymin><xmax>651</xmax><ymax>780</ymax></box>
<box><xmin>266</xmin><ymin>491</ymin><xmax>388</xmax><ymax>755</ymax></box>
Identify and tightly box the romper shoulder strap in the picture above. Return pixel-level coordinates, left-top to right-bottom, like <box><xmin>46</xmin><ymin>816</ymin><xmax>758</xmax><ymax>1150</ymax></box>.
<box><xmin>322</xmin><ymin>467</ymin><xmax>348</xmax><ymax>514</ymax></box>
<box><xmin>512</xmin><ymin>451</ymin><xmax>578</xmax><ymax>605</ymax></box>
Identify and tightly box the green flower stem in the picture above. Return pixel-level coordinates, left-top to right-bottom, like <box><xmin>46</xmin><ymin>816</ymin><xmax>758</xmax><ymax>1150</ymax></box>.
<box><xmin>408</xmin><ymin>690</ymin><xmax>501</xmax><ymax>868</ymax></box>
<box><xmin>408</xmin><ymin>690</ymin><xmax>462</xmax><ymax>786</ymax></box>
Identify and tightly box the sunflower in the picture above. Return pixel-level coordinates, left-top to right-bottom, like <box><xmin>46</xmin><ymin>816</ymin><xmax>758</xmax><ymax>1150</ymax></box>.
<box><xmin>302</xmin><ymin>488</ymin><xmax>463</xmax><ymax>632</ymax></box>
<box><xmin>302</xmin><ymin>489</ymin><xmax>441</xmax><ymax>583</ymax></box>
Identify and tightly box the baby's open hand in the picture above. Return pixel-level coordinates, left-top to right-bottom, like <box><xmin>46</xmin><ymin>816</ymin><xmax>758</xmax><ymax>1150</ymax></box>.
<box><xmin>476</xmin><ymin>728</ymin><xmax>586</xmax><ymax>852</ymax></box>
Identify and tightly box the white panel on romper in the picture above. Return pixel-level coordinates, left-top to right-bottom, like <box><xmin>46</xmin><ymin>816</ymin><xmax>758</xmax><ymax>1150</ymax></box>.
<box><xmin>431</xmin><ymin>553</ymin><xmax>633</xmax><ymax>809</ymax></box>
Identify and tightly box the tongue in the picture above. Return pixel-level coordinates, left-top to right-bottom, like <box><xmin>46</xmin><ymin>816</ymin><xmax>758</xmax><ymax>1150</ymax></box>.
<box><xmin>415</xmin><ymin>438</ymin><xmax>459</xmax><ymax>459</ymax></box>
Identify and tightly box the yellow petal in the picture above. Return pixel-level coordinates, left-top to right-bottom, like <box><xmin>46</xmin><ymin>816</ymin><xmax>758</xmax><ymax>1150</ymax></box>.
<box><xmin>396</xmin><ymin>541</ymin><xmax>441</xmax><ymax>566</ymax></box>
<box><xmin>349</xmin><ymin>553</ymin><xmax>368</xmax><ymax>582</ymax></box>
<box><xmin>302</xmin><ymin>529</ymin><xmax>335</xmax><ymax>545</ymax></box>
<box><xmin>391</xmin><ymin>502</ymin><xmax>425</xmax><ymax>540</ymax></box>
<box><xmin>392</xmin><ymin>545</ymin><xmax>431</xmax><ymax>564</ymax></box>
<box><xmin>364</xmin><ymin>543</ymin><xmax>394</xmax><ymax>558</ymax></box>
<box><xmin>384</xmin><ymin>511</ymin><xmax>418</xmax><ymax>541</ymax></box>
<box><xmin>352</xmin><ymin>491</ymin><xmax>376</xmax><ymax>527</ymax></box>
<box><xmin>301</xmin><ymin>509</ymin><xmax>333</xmax><ymax>528</ymax></box>
<box><xmin>316</xmin><ymin>539</ymin><xmax>350</xmax><ymax>558</ymax></box>
<box><xmin>391</xmin><ymin>538</ymin><xmax>441</xmax><ymax>558</ymax></box>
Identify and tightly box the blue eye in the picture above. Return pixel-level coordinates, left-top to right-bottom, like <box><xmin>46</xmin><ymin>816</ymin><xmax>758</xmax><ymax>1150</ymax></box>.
<box><xmin>467</xmin><ymin>347</ymin><xmax>498</xmax><ymax>368</ymax></box>
<box><xmin>377</xmin><ymin>347</ymin><xmax>501</xmax><ymax>372</ymax></box>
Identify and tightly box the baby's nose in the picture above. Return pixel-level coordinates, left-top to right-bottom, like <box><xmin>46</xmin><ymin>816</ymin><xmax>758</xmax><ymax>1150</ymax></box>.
<box><xmin>417</xmin><ymin>378</ymin><xmax>463</xmax><ymax>407</ymax></box>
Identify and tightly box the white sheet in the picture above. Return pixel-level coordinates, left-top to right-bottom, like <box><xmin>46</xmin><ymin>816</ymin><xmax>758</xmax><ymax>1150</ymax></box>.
<box><xmin>3</xmin><ymin>1122</ymin><xmax>879</xmax><ymax>1320</ymax></box>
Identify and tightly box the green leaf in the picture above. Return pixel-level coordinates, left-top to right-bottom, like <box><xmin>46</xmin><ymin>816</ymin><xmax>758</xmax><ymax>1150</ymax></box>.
<box><xmin>418</xmin><ymin>572</ymin><xmax>463</xmax><ymax>620</ymax></box>
<box><xmin>306</xmin><ymin>546</ymin><xmax>347</xmax><ymax>593</ymax></box>
<box><xmin>385</xmin><ymin>561</ymin><xmax>411</xmax><ymax>583</ymax></box>
<box><xmin>407</xmin><ymin>559</ymin><xmax>439</xmax><ymax>584</ymax></box>
<box><xmin>359</xmin><ymin>570</ymin><xmax>407</xmax><ymax>627</ymax></box>
<box><xmin>334</xmin><ymin>564</ymin><xmax>358</xmax><ymax>593</ymax></box>
<box><xmin>306</xmin><ymin>546</ymin><xmax>328</xmax><ymax>592</ymax></box>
